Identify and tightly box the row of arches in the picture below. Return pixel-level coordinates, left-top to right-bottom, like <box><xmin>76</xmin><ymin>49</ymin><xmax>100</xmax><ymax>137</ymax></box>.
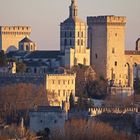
<box><xmin>110</xmin><ymin>62</ymin><xmax>139</xmax><ymax>87</ymax></box>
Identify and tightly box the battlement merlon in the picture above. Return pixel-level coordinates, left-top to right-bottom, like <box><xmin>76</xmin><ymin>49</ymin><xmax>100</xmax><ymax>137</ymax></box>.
<box><xmin>87</xmin><ymin>15</ymin><xmax>126</xmax><ymax>26</ymax></box>
<box><xmin>0</xmin><ymin>26</ymin><xmax>31</xmax><ymax>33</ymax></box>
<box><xmin>46</xmin><ymin>73</ymin><xmax>76</xmax><ymax>77</ymax></box>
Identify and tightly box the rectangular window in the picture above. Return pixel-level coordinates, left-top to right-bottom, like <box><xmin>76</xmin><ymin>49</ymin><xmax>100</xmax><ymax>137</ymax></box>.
<box><xmin>58</xmin><ymin>80</ymin><xmax>60</xmax><ymax>84</ymax></box>
<box><xmin>72</xmin><ymin>80</ymin><xmax>74</xmax><ymax>84</ymax></box>
<box><xmin>112</xmin><ymin>48</ymin><xmax>115</xmax><ymax>54</ymax></box>
<box><xmin>78</xmin><ymin>32</ymin><xmax>80</xmax><ymax>37</ymax></box>
<box><xmin>58</xmin><ymin>90</ymin><xmax>61</xmax><ymax>96</ymax></box>
<box><xmin>63</xmin><ymin>90</ymin><xmax>65</xmax><ymax>96</ymax></box>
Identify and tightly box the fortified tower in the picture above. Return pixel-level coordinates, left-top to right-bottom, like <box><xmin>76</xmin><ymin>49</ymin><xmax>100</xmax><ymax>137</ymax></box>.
<box><xmin>87</xmin><ymin>16</ymin><xmax>128</xmax><ymax>86</ymax></box>
<box><xmin>0</xmin><ymin>26</ymin><xmax>31</xmax><ymax>52</ymax></box>
<box><xmin>60</xmin><ymin>0</ymin><xmax>90</xmax><ymax>67</ymax></box>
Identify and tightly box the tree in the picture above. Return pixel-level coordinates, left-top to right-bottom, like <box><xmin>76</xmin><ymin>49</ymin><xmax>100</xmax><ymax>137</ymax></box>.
<box><xmin>0</xmin><ymin>83</ymin><xmax>48</xmax><ymax>123</ymax></box>
<box><xmin>16</xmin><ymin>62</ymin><xmax>26</xmax><ymax>73</ymax></box>
<box><xmin>0</xmin><ymin>50</ymin><xmax>7</xmax><ymax>67</ymax></box>
<box><xmin>69</xmin><ymin>93</ymin><xmax>75</xmax><ymax>110</ymax></box>
<box><xmin>46</xmin><ymin>90</ymin><xmax>60</xmax><ymax>106</ymax></box>
<box><xmin>85</xmin><ymin>78</ymin><xmax>108</xmax><ymax>99</ymax></box>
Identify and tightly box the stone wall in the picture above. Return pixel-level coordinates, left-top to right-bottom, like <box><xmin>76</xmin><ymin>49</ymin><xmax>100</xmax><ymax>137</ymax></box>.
<box><xmin>90</xmin><ymin>107</ymin><xmax>138</xmax><ymax>116</ymax></box>
<box><xmin>0</xmin><ymin>73</ymin><xmax>45</xmax><ymax>87</ymax></box>
<box><xmin>0</xmin><ymin>26</ymin><xmax>31</xmax><ymax>52</ymax></box>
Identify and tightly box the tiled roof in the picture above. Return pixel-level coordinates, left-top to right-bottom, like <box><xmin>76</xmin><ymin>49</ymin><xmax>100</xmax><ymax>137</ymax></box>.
<box><xmin>6</xmin><ymin>51</ymin><xmax>28</xmax><ymax>58</ymax></box>
<box><xmin>19</xmin><ymin>37</ymin><xmax>33</xmax><ymax>43</ymax></box>
<box><xmin>24</xmin><ymin>50</ymin><xmax>64</xmax><ymax>59</ymax></box>
<box><xmin>30</xmin><ymin>106</ymin><xmax>62</xmax><ymax>113</ymax></box>
<box><xmin>23</xmin><ymin>61</ymin><xmax>48</xmax><ymax>67</ymax></box>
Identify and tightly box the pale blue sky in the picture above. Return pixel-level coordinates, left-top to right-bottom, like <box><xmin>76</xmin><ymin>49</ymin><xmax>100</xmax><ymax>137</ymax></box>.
<box><xmin>0</xmin><ymin>0</ymin><xmax>140</xmax><ymax>50</ymax></box>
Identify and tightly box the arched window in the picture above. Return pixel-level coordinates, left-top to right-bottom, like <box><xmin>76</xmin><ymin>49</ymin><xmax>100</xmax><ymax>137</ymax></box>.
<box><xmin>26</xmin><ymin>45</ymin><xmax>29</xmax><ymax>51</ymax></box>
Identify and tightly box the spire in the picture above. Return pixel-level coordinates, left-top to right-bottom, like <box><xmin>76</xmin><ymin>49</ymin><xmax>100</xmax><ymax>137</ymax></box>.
<box><xmin>69</xmin><ymin>0</ymin><xmax>78</xmax><ymax>18</ymax></box>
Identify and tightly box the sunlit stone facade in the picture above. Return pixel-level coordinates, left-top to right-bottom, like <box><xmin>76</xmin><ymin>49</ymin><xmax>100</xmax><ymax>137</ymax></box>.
<box><xmin>60</xmin><ymin>0</ymin><xmax>90</xmax><ymax>67</ymax></box>
<box><xmin>0</xmin><ymin>26</ymin><xmax>31</xmax><ymax>52</ymax></box>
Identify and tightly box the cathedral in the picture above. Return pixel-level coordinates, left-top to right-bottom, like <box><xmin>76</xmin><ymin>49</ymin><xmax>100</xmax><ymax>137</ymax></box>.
<box><xmin>1</xmin><ymin>0</ymin><xmax>140</xmax><ymax>90</ymax></box>
<box><xmin>60</xmin><ymin>0</ymin><xmax>90</xmax><ymax>67</ymax></box>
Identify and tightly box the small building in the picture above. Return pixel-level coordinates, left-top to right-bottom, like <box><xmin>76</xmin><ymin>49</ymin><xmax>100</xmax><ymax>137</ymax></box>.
<box><xmin>19</xmin><ymin>37</ymin><xmax>36</xmax><ymax>52</ymax></box>
<box><xmin>29</xmin><ymin>106</ymin><xmax>66</xmax><ymax>133</ymax></box>
<box><xmin>46</xmin><ymin>73</ymin><xmax>76</xmax><ymax>107</ymax></box>
<box><xmin>0</xmin><ymin>26</ymin><xmax>31</xmax><ymax>52</ymax></box>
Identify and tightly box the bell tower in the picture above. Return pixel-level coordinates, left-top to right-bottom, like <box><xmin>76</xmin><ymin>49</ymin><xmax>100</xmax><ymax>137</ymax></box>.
<box><xmin>69</xmin><ymin>0</ymin><xmax>78</xmax><ymax>18</ymax></box>
<box><xmin>60</xmin><ymin>0</ymin><xmax>90</xmax><ymax>67</ymax></box>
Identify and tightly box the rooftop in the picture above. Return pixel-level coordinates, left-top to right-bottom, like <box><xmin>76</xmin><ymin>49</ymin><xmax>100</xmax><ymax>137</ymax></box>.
<box><xmin>30</xmin><ymin>106</ymin><xmax>62</xmax><ymax>113</ymax></box>
<box><xmin>19</xmin><ymin>37</ymin><xmax>33</xmax><ymax>43</ymax></box>
<box><xmin>24</xmin><ymin>50</ymin><xmax>64</xmax><ymax>59</ymax></box>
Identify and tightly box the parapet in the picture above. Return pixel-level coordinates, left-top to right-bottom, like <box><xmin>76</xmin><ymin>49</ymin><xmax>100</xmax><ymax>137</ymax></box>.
<box><xmin>87</xmin><ymin>15</ymin><xmax>126</xmax><ymax>26</ymax></box>
<box><xmin>0</xmin><ymin>26</ymin><xmax>31</xmax><ymax>33</ymax></box>
<box><xmin>46</xmin><ymin>73</ymin><xmax>76</xmax><ymax>77</ymax></box>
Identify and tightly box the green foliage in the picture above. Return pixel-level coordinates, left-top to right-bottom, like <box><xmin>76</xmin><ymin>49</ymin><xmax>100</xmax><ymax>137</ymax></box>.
<box><xmin>16</xmin><ymin>62</ymin><xmax>26</xmax><ymax>73</ymax></box>
<box><xmin>85</xmin><ymin>78</ymin><xmax>108</xmax><ymax>99</ymax></box>
<box><xmin>37</xmin><ymin>128</ymin><xmax>51</xmax><ymax>140</ymax></box>
<box><xmin>69</xmin><ymin>93</ymin><xmax>75</xmax><ymax>110</ymax></box>
<box><xmin>0</xmin><ymin>50</ymin><xmax>7</xmax><ymax>67</ymax></box>
<box><xmin>77</xmin><ymin>93</ymin><xmax>89</xmax><ymax>110</ymax></box>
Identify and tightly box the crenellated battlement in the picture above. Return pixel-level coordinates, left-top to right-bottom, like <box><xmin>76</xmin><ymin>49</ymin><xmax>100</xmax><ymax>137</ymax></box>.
<box><xmin>0</xmin><ymin>26</ymin><xmax>31</xmax><ymax>34</ymax></box>
<box><xmin>90</xmin><ymin>107</ymin><xmax>138</xmax><ymax>116</ymax></box>
<box><xmin>87</xmin><ymin>15</ymin><xmax>126</xmax><ymax>26</ymax></box>
<box><xmin>46</xmin><ymin>73</ymin><xmax>76</xmax><ymax>77</ymax></box>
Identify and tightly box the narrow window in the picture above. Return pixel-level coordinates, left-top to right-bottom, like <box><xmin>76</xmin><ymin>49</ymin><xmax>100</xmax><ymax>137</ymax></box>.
<box><xmin>63</xmin><ymin>90</ymin><xmax>65</xmax><ymax>96</ymax></box>
<box><xmin>78</xmin><ymin>32</ymin><xmax>80</xmax><ymax>37</ymax></box>
<box><xmin>81</xmin><ymin>40</ymin><xmax>83</xmax><ymax>46</ymax></box>
<box><xmin>58</xmin><ymin>90</ymin><xmax>61</xmax><ymax>96</ymax></box>
<box><xmin>115</xmin><ymin>61</ymin><xmax>117</xmax><ymax>66</ymax></box>
<box><xmin>64</xmin><ymin>39</ymin><xmax>67</xmax><ymax>46</ymax></box>
<box><xmin>95</xmin><ymin>54</ymin><xmax>98</xmax><ymax>59</ymax></box>
<box><xmin>70</xmin><ymin>39</ymin><xmax>72</xmax><ymax>46</ymax></box>
<box><xmin>112</xmin><ymin>48</ymin><xmax>115</xmax><ymax>54</ymax></box>
<box><xmin>77</xmin><ymin>39</ymin><xmax>80</xmax><ymax>46</ymax></box>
